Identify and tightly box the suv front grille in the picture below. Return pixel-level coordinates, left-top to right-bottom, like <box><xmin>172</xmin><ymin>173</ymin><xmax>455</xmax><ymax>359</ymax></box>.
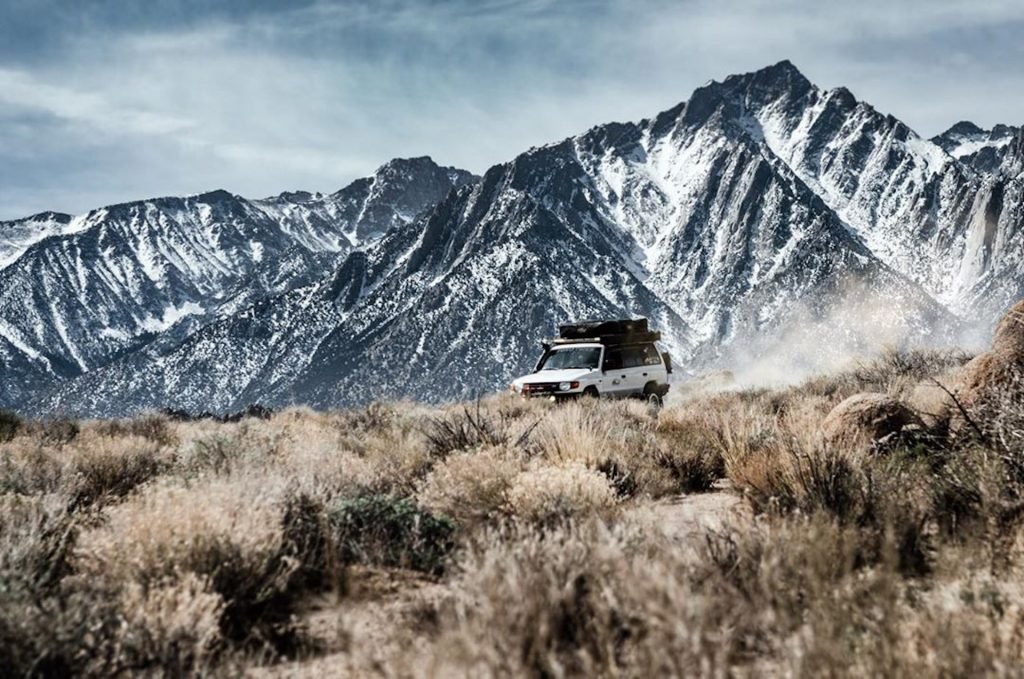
<box><xmin>522</xmin><ymin>382</ymin><xmax>559</xmax><ymax>395</ymax></box>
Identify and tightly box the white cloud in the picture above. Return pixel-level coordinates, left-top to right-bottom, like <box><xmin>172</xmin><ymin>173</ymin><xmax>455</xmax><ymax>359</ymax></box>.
<box><xmin>0</xmin><ymin>67</ymin><xmax>194</xmax><ymax>137</ymax></box>
<box><xmin>1</xmin><ymin>0</ymin><xmax>1022</xmax><ymax>219</ymax></box>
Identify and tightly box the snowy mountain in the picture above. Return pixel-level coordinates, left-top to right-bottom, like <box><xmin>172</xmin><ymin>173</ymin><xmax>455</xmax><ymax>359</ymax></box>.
<box><xmin>5</xmin><ymin>61</ymin><xmax>1022</xmax><ymax>416</ymax></box>
<box><xmin>933</xmin><ymin>121</ymin><xmax>1023</xmax><ymax>176</ymax></box>
<box><xmin>0</xmin><ymin>211</ymin><xmax>74</xmax><ymax>268</ymax></box>
<box><xmin>0</xmin><ymin>158</ymin><xmax>475</xmax><ymax>408</ymax></box>
<box><xmin>692</xmin><ymin>62</ymin><xmax>1023</xmax><ymax>321</ymax></box>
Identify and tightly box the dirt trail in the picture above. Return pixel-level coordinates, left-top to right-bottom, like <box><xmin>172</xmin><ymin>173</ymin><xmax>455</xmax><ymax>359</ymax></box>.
<box><xmin>645</xmin><ymin>482</ymin><xmax>745</xmax><ymax>542</ymax></box>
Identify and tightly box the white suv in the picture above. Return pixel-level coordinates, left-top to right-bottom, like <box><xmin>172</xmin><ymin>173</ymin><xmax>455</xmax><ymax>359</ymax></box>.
<box><xmin>510</xmin><ymin>325</ymin><xmax>671</xmax><ymax>402</ymax></box>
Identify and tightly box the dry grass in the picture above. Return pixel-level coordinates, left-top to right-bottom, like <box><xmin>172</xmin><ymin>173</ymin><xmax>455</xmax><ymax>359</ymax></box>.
<box><xmin>506</xmin><ymin>461</ymin><xmax>620</xmax><ymax>524</ymax></box>
<box><xmin>7</xmin><ymin>347</ymin><xmax>1024</xmax><ymax>676</ymax></box>
<box><xmin>415</xmin><ymin>444</ymin><xmax>524</xmax><ymax>524</ymax></box>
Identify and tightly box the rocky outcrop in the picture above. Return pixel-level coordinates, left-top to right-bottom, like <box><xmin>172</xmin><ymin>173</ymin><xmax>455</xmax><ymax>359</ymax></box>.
<box><xmin>950</xmin><ymin>300</ymin><xmax>1024</xmax><ymax>435</ymax></box>
<box><xmin>822</xmin><ymin>393</ymin><xmax>924</xmax><ymax>447</ymax></box>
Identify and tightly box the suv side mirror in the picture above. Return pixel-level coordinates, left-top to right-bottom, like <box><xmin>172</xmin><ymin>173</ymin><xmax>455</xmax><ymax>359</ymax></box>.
<box><xmin>662</xmin><ymin>352</ymin><xmax>673</xmax><ymax>374</ymax></box>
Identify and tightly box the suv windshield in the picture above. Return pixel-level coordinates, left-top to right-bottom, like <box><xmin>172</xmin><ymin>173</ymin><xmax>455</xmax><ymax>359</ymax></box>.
<box><xmin>539</xmin><ymin>346</ymin><xmax>601</xmax><ymax>371</ymax></box>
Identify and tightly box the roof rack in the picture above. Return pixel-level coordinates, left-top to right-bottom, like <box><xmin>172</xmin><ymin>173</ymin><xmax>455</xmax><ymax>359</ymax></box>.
<box><xmin>545</xmin><ymin>331</ymin><xmax>662</xmax><ymax>346</ymax></box>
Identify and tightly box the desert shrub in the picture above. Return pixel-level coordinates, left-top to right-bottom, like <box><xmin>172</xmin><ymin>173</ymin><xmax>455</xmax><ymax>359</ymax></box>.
<box><xmin>110</xmin><ymin>573</ymin><xmax>224</xmax><ymax>675</ymax></box>
<box><xmin>927</xmin><ymin>389</ymin><xmax>1024</xmax><ymax>551</ymax></box>
<box><xmin>334</xmin><ymin>401</ymin><xmax>398</xmax><ymax>434</ymax></box>
<box><xmin>595</xmin><ymin>458</ymin><xmax>638</xmax><ymax>498</ymax></box>
<box><xmin>788</xmin><ymin>446</ymin><xmax>862</xmax><ymax>519</ymax></box>
<box><xmin>0</xmin><ymin>433</ymin><xmax>166</xmax><ymax>509</ymax></box>
<box><xmin>91</xmin><ymin>413</ymin><xmax>177</xmax><ymax>447</ymax></box>
<box><xmin>424</xmin><ymin>401</ymin><xmax>527</xmax><ymax>459</ymax></box>
<box><xmin>791</xmin><ymin>348</ymin><xmax>970</xmax><ymax>404</ymax></box>
<box><xmin>77</xmin><ymin>478</ymin><xmax>316</xmax><ymax>654</ymax></box>
<box><xmin>0</xmin><ymin>409</ymin><xmax>21</xmax><ymax>442</ymax></box>
<box><xmin>281</xmin><ymin>491</ymin><xmax>340</xmax><ymax>590</ymax></box>
<box><xmin>653</xmin><ymin>446</ymin><xmax>721</xmax><ymax>493</ymax></box>
<box><xmin>724</xmin><ymin>431</ymin><xmax>934</xmax><ymax>575</ymax></box>
<box><xmin>930</xmin><ymin>444</ymin><xmax>992</xmax><ymax>535</ymax></box>
<box><xmin>415</xmin><ymin>445</ymin><xmax>523</xmax><ymax>524</ymax></box>
<box><xmin>0</xmin><ymin>572</ymin><xmax>223</xmax><ymax>677</ymax></box>
<box><xmin>66</xmin><ymin>434</ymin><xmax>166</xmax><ymax>509</ymax></box>
<box><xmin>0</xmin><ymin>495</ymin><xmax>114</xmax><ymax>677</ymax></box>
<box><xmin>724</xmin><ymin>445</ymin><xmax>791</xmax><ymax>513</ymax></box>
<box><xmin>0</xmin><ymin>442</ymin><xmax>65</xmax><ymax>495</ymax></box>
<box><xmin>695</xmin><ymin>396</ymin><xmax>783</xmax><ymax>461</ymax></box>
<box><xmin>432</xmin><ymin>510</ymin><xmax>939</xmax><ymax>677</ymax></box>
<box><xmin>534</xmin><ymin>401</ymin><xmax>643</xmax><ymax>465</ymax></box>
<box><xmin>37</xmin><ymin>417</ymin><xmax>81</xmax><ymax>446</ymax></box>
<box><xmin>424</xmin><ymin>521</ymin><xmax>654</xmax><ymax>677</ymax></box>
<box><xmin>598</xmin><ymin>397</ymin><xmax>658</xmax><ymax>429</ymax></box>
<box><xmin>533</xmin><ymin>402</ymin><xmax>676</xmax><ymax>498</ymax></box>
<box><xmin>185</xmin><ymin>434</ymin><xmax>245</xmax><ymax>474</ymax></box>
<box><xmin>656</xmin><ymin>407</ymin><xmax>723</xmax><ymax>455</ymax></box>
<box><xmin>0</xmin><ymin>577</ymin><xmax>121</xmax><ymax>678</ymax></box>
<box><xmin>329</xmin><ymin>493</ymin><xmax>456</xmax><ymax>575</ymax></box>
<box><xmin>701</xmin><ymin>524</ymin><xmax>1024</xmax><ymax>677</ymax></box>
<box><xmin>693</xmin><ymin>512</ymin><xmax>912</xmax><ymax>670</ymax></box>
<box><xmin>0</xmin><ymin>494</ymin><xmax>78</xmax><ymax>594</ymax></box>
<box><xmin>506</xmin><ymin>462</ymin><xmax>619</xmax><ymax>524</ymax></box>
<box><xmin>852</xmin><ymin>348</ymin><xmax>971</xmax><ymax>390</ymax></box>
<box><xmin>420</xmin><ymin>516</ymin><xmax>904</xmax><ymax>677</ymax></box>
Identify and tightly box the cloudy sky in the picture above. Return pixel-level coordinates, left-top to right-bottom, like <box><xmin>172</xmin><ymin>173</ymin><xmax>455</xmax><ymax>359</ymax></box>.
<box><xmin>1</xmin><ymin>0</ymin><xmax>1022</xmax><ymax>219</ymax></box>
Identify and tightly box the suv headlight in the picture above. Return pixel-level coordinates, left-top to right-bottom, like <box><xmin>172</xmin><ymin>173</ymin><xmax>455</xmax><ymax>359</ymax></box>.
<box><xmin>558</xmin><ymin>381</ymin><xmax>580</xmax><ymax>391</ymax></box>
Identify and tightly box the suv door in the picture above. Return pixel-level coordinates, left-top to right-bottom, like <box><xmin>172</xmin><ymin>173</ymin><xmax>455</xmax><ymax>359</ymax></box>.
<box><xmin>601</xmin><ymin>346</ymin><xmax>630</xmax><ymax>397</ymax></box>
<box><xmin>618</xmin><ymin>346</ymin><xmax>645</xmax><ymax>396</ymax></box>
<box><xmin>622</xmin><ymin>344</ymin><xmax>664</xmax><ymax>395</ymax></box>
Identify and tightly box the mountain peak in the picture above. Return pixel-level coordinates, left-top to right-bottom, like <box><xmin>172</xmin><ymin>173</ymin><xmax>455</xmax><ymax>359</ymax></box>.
<box><xmin>1</xmin><ymin>211</ymin><xmax>73</xmax><ymax>227</ymax></box>
<box><xmin>375</xmin><ymin>156</ymin><xmax>440</xmax><ymax>175</ymax></box>
<box><xmin>675</xmin><ymin>60</ymin><xmax>816</xmax><ymax>132</ymax></box>
<box><xmin>761</xmin><ymin>58</ymin><xmax>802</xmax><ymax>76</ymax></box>
<box><xmin>685</xmin><ymin>59</ymin><xmax>816</xmax><ymax>121</ymax></box>
<box><xmin>733</xmin><ymin>59</ymin><xmax>812</xmax><ymax>91</ymax></box>
<box><xmin>943</xmin><ymin>120</ymin><xmax>986</xmax><ymax>138</ymax></box>
<box><xmin>194</xmin><ymin>189</ymin><xmax>236</xmax><ymax>203</ymax></box>
<box><xmin>273</xmin><ymin>190</ymin><xmax>317</xmax><ymax>203</ymax></box>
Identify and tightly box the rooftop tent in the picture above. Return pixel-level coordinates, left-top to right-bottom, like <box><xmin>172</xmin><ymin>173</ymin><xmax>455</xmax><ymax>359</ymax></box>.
<box><xmin>558</xmin><ymin>318</ymin><xmax>648</xmax><ymax>339</ymax></box>
<box><xmin>554</xmin><ymin>318</ymin><xmax>660</xmax><ymax>345</ymax></box>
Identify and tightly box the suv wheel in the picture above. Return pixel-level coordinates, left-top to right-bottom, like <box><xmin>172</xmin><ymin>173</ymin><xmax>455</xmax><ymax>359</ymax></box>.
<box><xmin>582</xmin><ymin>386</ymin><xmax>599</xmax><ymax>399</ymax></box>
<box><xmin>643</xmin><ymin>382</ymin><xmax>663</xmax><ymax>409</ymax></box>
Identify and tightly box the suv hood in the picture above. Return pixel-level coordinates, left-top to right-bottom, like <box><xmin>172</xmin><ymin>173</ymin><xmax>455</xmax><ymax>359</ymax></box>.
<box><xmin>515</xmin><ymin>368</ymin><xmax>595</xmax><ymax>385</ymax></box>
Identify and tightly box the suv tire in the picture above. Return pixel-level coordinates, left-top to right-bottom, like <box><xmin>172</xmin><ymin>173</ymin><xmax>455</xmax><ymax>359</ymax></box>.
<box><xmin>643</xmin><ymin>382</ymin><xmax>664</xmax><ymax>409</ymax></box>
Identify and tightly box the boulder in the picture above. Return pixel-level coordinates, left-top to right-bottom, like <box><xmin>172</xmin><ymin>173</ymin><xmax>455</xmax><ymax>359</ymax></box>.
<box><xmin>955</xmin><ymin>352</ymin><xmax>1021</xmax><ymax>408</ymax></box>
<box><xmin>822</xmin><ymin>392</ymin><xmax>924</xmax><ymax>446</ymax></box>
<box><xmin>949</xmin><ymin>350</ymin><xmax>1024</xmax><ymax>435</ymax></box>
<box><xmin>938</xmin><ymin>300</ymin><xmax>1024</xmax><ymax>436</ymax></box>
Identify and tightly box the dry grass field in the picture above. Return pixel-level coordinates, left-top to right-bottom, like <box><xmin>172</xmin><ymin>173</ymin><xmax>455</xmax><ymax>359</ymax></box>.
<box><xmin>4</xmin><ymin>331</ymin><xmax>1024</xmax><ymax>676</ymax></box>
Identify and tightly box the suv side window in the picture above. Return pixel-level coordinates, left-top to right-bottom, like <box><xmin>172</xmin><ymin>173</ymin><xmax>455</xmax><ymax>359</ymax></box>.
<box><xmin>621</xmin><ymin>346</ymin><xmax>644</xmax><ymax>368</ymax></box>
<box><xmin>618</xmin><ymin>344</ymin><xmax>661</xmax><ymax>368</ymax></box>
<box><xmin>603</xmin><ymin>347</ymin><xmax>624</xmax><ymax>371</ymax></box>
